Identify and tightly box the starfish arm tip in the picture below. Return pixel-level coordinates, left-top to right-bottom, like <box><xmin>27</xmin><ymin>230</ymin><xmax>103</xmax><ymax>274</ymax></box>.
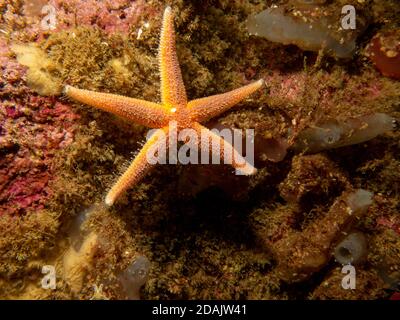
<box><xmin>258</xmin><ymin>79</ymin><xmax>265</xmax><ymax>86</ymax></box>
<box><xmin>237</xmin><ymin>165</ymin><xmax>257</xmax><ymax>176</ymax></box>
<box><xmin>105</xmin><ymin>194</ymin><xmax>114</xmax><ymax>207</ymax></box>
<box><xmin>250</xmin><ymin>167</ymin><xmax>258</xmax><ymax>175</ymax></box>
<box><xmin>63</xmin><ymin>85</ymin><xmax>71</xmax><ymax>94</ymax></box>
<box><xmin>165</xmin><ymin>5</ymin><xmax>172</xmax><ymax>14</ymax></box>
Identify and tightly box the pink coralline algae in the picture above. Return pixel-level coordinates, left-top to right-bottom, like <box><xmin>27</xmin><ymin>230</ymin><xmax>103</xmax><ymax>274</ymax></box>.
<box><xmin>264</xmin><ymin>71</ymin><xmax>307</xmax><ymax>104</ymax></box>
<box><xmin>376</xmin><ymin>216</ymin><xmax>400</xmax><ymax>235</ymax></box>
<box><xmin>261</xmin><ymin>66</ymin><xmax>386</xmax><ymax>121</ymax></box>
<box><xmin>0</xmin><ymin>38</ymin><xmax>79</xmax><ymax>215</ymax></box>
<box><xmin>21</xmin><ymin>0</ymin><xmax>156</xmax><ymax>37</ymax></box>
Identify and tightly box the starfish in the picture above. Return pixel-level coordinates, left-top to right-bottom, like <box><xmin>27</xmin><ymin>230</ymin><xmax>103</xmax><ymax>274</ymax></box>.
<box><xmin>64</xmin><ymin>6</ymin><xmax>264</xmax><ymax>206</ymax></box>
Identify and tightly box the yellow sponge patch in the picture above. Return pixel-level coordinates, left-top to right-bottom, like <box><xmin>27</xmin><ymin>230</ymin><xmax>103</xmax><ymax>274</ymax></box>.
<box><xmin>11</xmin><ymin>43</ymin><xmax>62</xmax><ymax>96</ymax></box>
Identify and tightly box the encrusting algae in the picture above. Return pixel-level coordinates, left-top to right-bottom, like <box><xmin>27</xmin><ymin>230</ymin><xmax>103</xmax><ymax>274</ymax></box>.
<box><xmin>0</xmin><ymin>0</ymin><xmax>399</xmax><ymax>300</ymax></box>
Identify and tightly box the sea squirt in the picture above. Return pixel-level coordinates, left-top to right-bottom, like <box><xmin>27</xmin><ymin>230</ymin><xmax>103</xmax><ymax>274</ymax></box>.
<box><xmin>293</xmin><ymin>113</ymin><xmax>396</xmax><ymax>153</ymax></box>
<box><xmin>118</xmin><ymin>256</ymin><xmax>151</xmax><ymax>300</ymax></box>
<box><xmin>275</xmin><ymin>189</ymin><xmax>373</xmax><ymax>282</ymax></box>
<box><xmin>246</xmin><ymin>3</ymin><xmax>363</xmax><ymax>58</ymax></box>
<box><xmin>334</xmin><ymin>232</ymin><xmax>368</xmax><ymax>265</ymax></box>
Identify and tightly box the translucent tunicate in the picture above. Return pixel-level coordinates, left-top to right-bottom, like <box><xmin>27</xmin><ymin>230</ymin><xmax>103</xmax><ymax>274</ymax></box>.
<box><xmin>68</xmin><ymin>204</ymin><xmax>105</xmax><ymax>251</ymax></box>
<box><xmin>118</xmin><ymin>256</ymin><xmax>151</xmax><ymax>300</ymax></box>
<box><xmin>293</xmin><ymin>113</ymin><xmax>396</xmax><ymax>153</ymax></box>
<box><xmin>334</xmin><ymin>232</ymin><xmax>367</xmax><ymax>265</ymax></box>
<box><xmin>346</xmin><ymin>189</ymin><xmax>373</xmax><ymax>215</ymax></box>
<box><xmin>246</xmin><ymin>7</ymin><xmax>357</xmax><ymax>58</ymax></box>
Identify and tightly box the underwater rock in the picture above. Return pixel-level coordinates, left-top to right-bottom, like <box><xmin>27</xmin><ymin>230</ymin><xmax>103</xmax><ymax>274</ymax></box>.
<box><xmin>0</xmin><ymin>38</ymin><xmax>79</xmax><ymax>215</ymax></box>
<box><xmin>310</xmin><ymin>266</ymin><xmax>386</xmax><ymax>299</ymax></box>
<box><xmin>1</xmin><ymin>0</ymin><xmax>155</xmax><ymax>43</ymax></box>
<box><xmin>275</xmin><ymin>189</ymin><xmax>373</xmax><ymax>282</ymax></box>
<box><xmin>369</xmin><ymin>228</ymin><xmax>400</xmax><ymax>292</ymax></box>
<box><xmin>178</xmin><ymin>164</ymin><xmax>251</xmax><ymax>200</ymax></box>
<box><xmin>255</xmin><ymin>135</ymin><xmax>289</xmax><ymax>164</ymax></box>
<box><xmin>246</xmin><ymin>2</ymin><xmax>367</xmax><ymax>58</ymax></box>
<box><xmin>334</xmin><ymin>231</ymin><xmax>367</xmax><ymax>265</ymax></box>
<box><xmin>279</xmin><ymin>154</ymin><xmax>350</xmax><ymax>204</ymax></box>
<box><xmin>263</xmin><ymin>71</ymin><xmax>307</xmax><ymax>106</ymax></box>
<box><xmin>366</xmin><ymin>29</ymin><xmax>400</xmax><ymax>80</ymax></box>
<box><xmin>293</xmin><ymin>113</ymin><xmax>396</xmax><ymax>153</ymax></box>
<box><xmin>48</xmin><ymin>0</ymin><xmax>152</xmax><ymax>35</ymax></box>
<box><xmin>117</xmin><ymin>255</ymin><xmax>150</xmax><ymax>300</ymax></box>
<box><xmin>376</xmin><ymin>261</ymin><xmax>400</xmax><ymax>291</ymax></box>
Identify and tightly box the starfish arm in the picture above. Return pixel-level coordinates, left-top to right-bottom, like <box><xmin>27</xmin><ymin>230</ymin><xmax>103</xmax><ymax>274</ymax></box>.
<box><xmin>105</xmin><ymin>127</ymin><xmax>169</xmax><ymax>206</ymax></box>
<box><xmin>192</xmin><ymin>123</ymin><xmax>257</xmax><ymax>176</ymax></box>
<box><xmin>188</xmin><ymin>79</ymin><xmax>264</xmax><ymax>123</ymax></box>
<box><xmin>64</xmin><ymin>85</ymin><xmax>170</xmax><ymax>128</ymax></box>
<box><xmin>159</xmin><ymin>6</ymin><xmax>187</xmax><ymax>109</ymax></box>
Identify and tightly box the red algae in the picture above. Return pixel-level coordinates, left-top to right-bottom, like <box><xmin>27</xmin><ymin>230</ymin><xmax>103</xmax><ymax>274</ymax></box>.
<box><xmin>376</xmin><ymin>216</ymin><xmax>400</xmax><ymax>235</ymax></box>
<box><xmin>31</xmin><ymin>0</ymin><xmax>154</xmax><ymax>35</ymax></box>
<box><xmin>264</xmin><ymin>71</ymin><xmax>307</xmax><ymax>104</ymax></box>
<box><xmin>0</xmin><ymin>38</ymin><xmax>79</xmax><ymax>215</ymax></box>
<box><xmin>367</xmin><ymin>29</ymin><xmax>400</xmax><ymax>80</ymax></box>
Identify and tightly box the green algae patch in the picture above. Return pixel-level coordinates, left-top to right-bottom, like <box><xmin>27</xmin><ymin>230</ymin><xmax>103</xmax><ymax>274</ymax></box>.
<box><xmin>0</xmin><ymin>210</ymin><xmax>60</xmax><ymax>298</ymax></box>
<box><xmin>40</xmin><ymin>26</ymin><xmax>159</xmax><ymax>100</ymax></box>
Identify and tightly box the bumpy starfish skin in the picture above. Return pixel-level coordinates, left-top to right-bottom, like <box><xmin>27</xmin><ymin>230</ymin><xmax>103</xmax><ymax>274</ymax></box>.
<box><xmin>65</xmin><ymin>7</ymin><xmax>264</xmax><ymax>206</ymax></box>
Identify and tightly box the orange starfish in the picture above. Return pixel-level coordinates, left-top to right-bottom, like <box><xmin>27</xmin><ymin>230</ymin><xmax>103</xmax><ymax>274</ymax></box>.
<box><xmin>64</xmin><ymin>6</ymin><xmax>264</xmax><ymax>206</ymax></box>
